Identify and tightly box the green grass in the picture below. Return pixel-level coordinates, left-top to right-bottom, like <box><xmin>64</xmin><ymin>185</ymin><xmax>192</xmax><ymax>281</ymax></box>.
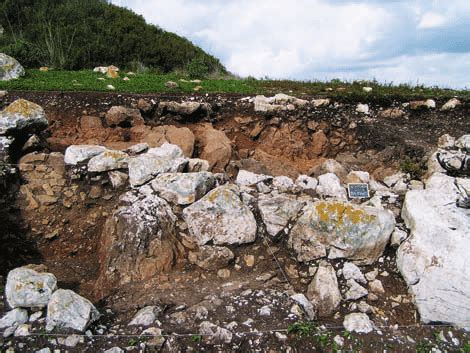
<box><xmin>1</xmin><ymin>69</ymin><xmax>469</xmax><ymax>102</ymax></box>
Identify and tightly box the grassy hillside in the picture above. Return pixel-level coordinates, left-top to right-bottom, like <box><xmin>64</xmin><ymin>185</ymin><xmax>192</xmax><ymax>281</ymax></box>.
<box><xmin>0</xmin><ymin>0</ymin><xmax>226</xmax><ymax>76</ymax></box>
<box><xmin>1</xmin><ymin>69</ymin><xmax>468</xmax><ymax>102</ymax></box>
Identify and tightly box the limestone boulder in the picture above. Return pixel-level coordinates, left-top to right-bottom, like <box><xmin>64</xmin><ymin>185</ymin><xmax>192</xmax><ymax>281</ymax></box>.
<box><xmin>289</xmin><ymin>200</ymin><xmax>395</xmax><ymax>264</ymax></box>
<box><xmin>397</xmin><ymin>172</ymin><xmax>470</xmax><ymax>329</ymax></box>
<box><xmin>129</xmin><ymin>306</ymin><xmax>161</xmax><ymax>326</ymax></box>
<box><xmin>258</xmin><ymin>194</ymin><xmax>304</xmax><ymax>237</ymax></box>
<box><xmin>236</xmin><ymin>170</ymin><xmax>272</xmax><ymax>186</ymax></box>
<box><xmin>127</xmin><ymin>144</ymin><xmax>188</xmax><ymax>187</ymax></box>
<box><xmin>5</xmin><ymin>266</ymin><xmax>57</xmax><ymax>308</ymax></box>
<box><xmin>64</xmin><ymin>145</ymin><xmax>106</xmax><ymax>165</ymax></box>
<box><xmin>183</xmin><ymin>184</ymin><xmax>257</xmax><ymax>245</ymax></box>
<box><xmin>0</xmin><ymin>308</ymin><xmax>29</xmax><ymax>329</ymax></box>
<box><xmin>0</xmin><ymin>99</ymin><xmax>48</xmax><ymax>136</ymax></box>
<box><xmin>316</xmin><ymin>173</ymin><xmax>347</xmax><ymax>199</ymax></box>
<box><xmin>159</xmin><ymin>101</ymin><xmax>211</xmax><ymax>117</ymax></box>
<box><xmin>150</xmin><ymin>172</ymin><xmax>215</xmax><ymax>205</ymax></box>
<box><xmin>0</xmin><ymin>53</ymin><xmax>25</xmax><ymax>81</ymax></box>
<box><xmin>98</xmin><ymin>192</ymin><xmax>179</xmax><ymax>287</ymax></box>
<box><xmin>306</xmin><ymin>261</ymin><xmax>341</xmax><ymax>317</ymax></box>
<box><xmin>46</xmin><ymin>289</ymin><xmax>100</xmax><ymax>332</ymax></box>
<box><xmin>343</xmin><ymin>313</ymin><xmax>373</xmax><ymax>333</ymax></box>
<box><xmin>87</xmin><ymin>149</ymin><xmax>128</xmax><ymax>172</ymax></box>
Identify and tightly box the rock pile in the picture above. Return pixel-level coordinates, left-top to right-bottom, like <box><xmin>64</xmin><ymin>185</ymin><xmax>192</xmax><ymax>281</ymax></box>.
<box><xmin>1</xmin><ymin>266</ymin><xmax>100</xmax><ymax>337</ymax></box>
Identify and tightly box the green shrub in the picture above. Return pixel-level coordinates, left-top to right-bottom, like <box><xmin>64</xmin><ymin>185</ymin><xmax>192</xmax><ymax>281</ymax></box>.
<box><xmin>186</xmin><ymin>57</ymin><xmax>210</xmax><ymax>79</ymax></box>
<box><xmin>0</xmin><ymin>40</ymin><xmax>43</xmax><ymax>67</ymax></box>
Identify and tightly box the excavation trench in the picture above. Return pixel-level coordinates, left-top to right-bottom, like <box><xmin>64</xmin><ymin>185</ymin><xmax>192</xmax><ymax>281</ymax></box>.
<box><xmin>1</xmin><ymin>91</ymin><xmax>469</xmax><ymax>347</ymax></box>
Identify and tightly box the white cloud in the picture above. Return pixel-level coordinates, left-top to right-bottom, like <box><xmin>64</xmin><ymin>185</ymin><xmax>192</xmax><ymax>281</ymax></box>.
<box><xmin>418</xmin><ymin>12</ymin><xmax>447</xmax><ymax>29</ymax></box>
<box><xmin>112</xmin><ymin>0</ymin><xmax>470</xmax><ymax>88</ymax></box>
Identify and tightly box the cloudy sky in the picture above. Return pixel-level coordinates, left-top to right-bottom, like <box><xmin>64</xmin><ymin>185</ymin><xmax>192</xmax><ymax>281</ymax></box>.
<box><xmin>110</xmin><ymin>0</ymin><xmax>470</xmax><ymax>88</ymax></box>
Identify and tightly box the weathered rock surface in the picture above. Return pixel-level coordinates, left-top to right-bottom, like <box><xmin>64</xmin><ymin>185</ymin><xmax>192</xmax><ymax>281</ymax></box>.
<box><xmin>0</xmin><ymin>53</ymin><xmax>25</xmax><ymax>81</ymax></box>
<box><xmin>127</xmin><ymin>143</ymin><xmax>188</xmax><ymax>186</ymax></box>
<box><xmin>64</xmin><ymin>145</ymin><xmax>107</xmax><ymax>165</ymax></box>
<box><xmin>159</xmin><ymin>101</ymin><xmax>211</xmax><ymax>117</ymax></box>
<box><xmin>98</xmin><ymin>192</ymin><xmax>179</xmax><ymax>287</ymax></box>
<box><xmin>316</xmin><ymin>173</ymin><xmax>347</xmax><ymax>199</ymax></box>
<box><xmin>236</xmin><ymin>170</ymin><xmax>272</xmax><ymax>186</ymax></box>
<box><xmin>306</xmin><ymin>262</ymin><xmax>341</xmax><ymax>317</ymax></box>
<box><xmin>128</xmin><ymin>306</ymin><xmax>161</xmax><ymax>326</ymax></box>
<box><xmin>290</xmin><ymin>293</ymin><xmax>315</xmax><ymax>320</ymax></box>
<box><xmin>397</xmin><ymin>172</ymin><xmax>470</xmax><ymax>329</ymax></box>
<box><xmin>105</xmin><ymin>106</ymin><xmax>144</xmax><ymax>127</ymax></box>
<box><xmin>195</xmin><ymin>125</ymin><xmax>232</xmax><ymax>172</ymax></box>
<box><xmin>342</xmin><ymin>262</ymin><xmax>367</xmax><ymax>284</ymax></box>
<box><xmin>47</xmin><ymin>289</ymin><xmax>100</xmax><ymax>332</ymax></box>
<box><xmin>343</xmin><ymin>313</ymin><xmax>373</xmax><ymax>333</ymax></box>
<box><xmin>0</xmin><ymin>135</ymin><xmax>12</xmax><ymax>162</ymax></box>
<box><xmin>188</xmin><ymin>245</ymin><xmax>235</xmax><ymax>270</ymax></box>
<box><xmin>183</xmin><ymin>184</ymin><xmax>257</xmax><ymax>245</ymax></box>
<box><xmin>441</xmin><ymin>98</ymin><xmax>461</xmax><ymax>111</ymax></box>
<box><xmin>6</xmin><ymin>267</ymin><xmax>57</xmax><ymax>308</ymax></box>
<box><xmin>87</xmin><ymin>149</ymin><xmax>128</xmax><ymax>172</ymax></box>
<box><xmin>0</xmin><ymin>308</ymin><xmax>29</xmax><ymax>329</ymax></box>
<box><xmin>0</xmin><ymin>99</ymin><xmax>48</xmax><ymax>136</ymax></box>
<box><xmin>151</xmin><ymin>172</ymin><xmax>215</xmax><ymax>205</ymax></box>
<box><xmin>289</xmin><ymin>201</ymin><xmax>395</xmax><ymax>264</ymax></box>
<box><xmin>258</xmin><ymin>194</ymin><xmax>304</xmax><ymax>237</ymax></box>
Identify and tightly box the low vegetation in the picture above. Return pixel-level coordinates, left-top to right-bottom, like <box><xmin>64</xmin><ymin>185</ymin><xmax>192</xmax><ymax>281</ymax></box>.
<box><xmin>1</xmin><ymin>69</ymin><xmax>469</xmax><ymax>101</ymax></box>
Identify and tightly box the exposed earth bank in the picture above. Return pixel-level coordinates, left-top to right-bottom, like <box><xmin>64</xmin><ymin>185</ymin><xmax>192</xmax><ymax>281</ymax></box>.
<box><xmin>0</xmin><ymin>91</ymin><xmax>469</xmax><ymax>352</ymax></box>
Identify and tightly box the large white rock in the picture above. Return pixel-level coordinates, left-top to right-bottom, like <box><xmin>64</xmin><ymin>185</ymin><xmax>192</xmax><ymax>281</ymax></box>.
<box><xmin>47</xmin><ymin>289</ymin><xmax>100</xmax><ymax>332</ymax></box>
<box><xmin>151</xmin><ymin>172</ymin><xmax>215</xmax><ymax>205</ymax></box>
<box><xmin>343</xmin><ymin>313</ymin><xmax>373</xmax><ymax>333</ymax></box>
<box><xmin>295</xmin><ymin>175</ymin><xmax>318</xmax><ymax>191</ymax></box>
<box><xmin>356</xmin><ymin>104</ymin><xmax>369</xmax><ymax>114</ymax></box>
<box><xmin>0</xmin><ymin>99</ymin><xmax>48</xmax><ymax>136</ymax></box>
<box><xmin>306</xmin><ymin>261</ymin><xmax>341</xmax><ymax>317</ymax></box>
<box><xmin>64</xmin><ymin>145</ymin><xmax>106</xmax><ymax>165</ymax></box>
<box><xmin>236</xmin><ymin>170</ymin><xmax>272</xmax><ymax>186</ymax></box>
<box><xmin>0</xmin><ymin>308</ymin><xmax>28</xmax><ymax>329</ymax></box>
<box><xmin>289</xmin><ymin>200</ymin><xmax>395</xmax><ymax>264</ymax></box>
<box><xmin>128</xmin><ymin>306</ymin><xmax>161</xmax><ymax>326</ymax></box>
<box><xmin>87</xmin><ymin>149</ymin><xmax>128</xmax><ymax>172</ymax></box>
<box><xmin>258</xmin><ymin>194</ymin><xmax>304</xmax><ymax>237</ymax></box>
<box><xmin>316</xmin><ymin>173</ymin><xmax>347</xmax><ymax>199</ymax></box>
<box><xmin>397</xmin><ymin>172</ymin><xmax>470</xmax><ymax>329</ymax></box>
<box><xmin>128</xmin><ymin>146</ymin><xmax>188</xmax><ymax>187</ymax></box>
<box><xmin>342</xmin><ymin>262</ymin><xmax>366</xmax><ymax>284</ymax></box>
<box><xmin>441</xmin><ymin>98</ymin><xmax>461</xmax><ymax>111</ymax></box>
<box><xmin>98</xmin><ymin>192</ymin><xmax>178</xmax><ymax>286</ymax></box>
<box><xmin>272</xmin><ymin>176</ymin><xmax>295</xmax><ymax>192</ymax></box>
<box><xmin>290</xmin><ymin>293</ymin><xmax>315</xmax><ymax>320</ymax></box>
<box><xmin>183</xmin><ymin>184</ymin><xmax>257</xmax><ymax>245</ymax></box>
<box><xmin>0</xmin><ymin>53</ymin><xmax>25</xmax><ymax>81</ymax></box>
<box><xmin>147</xmin><ymin>143</ymin><xmax>184</xmax><ymax>159</ymax></box>
<box><xmin>5</xmin><ymin>267</ymin><xmax>57</xmax><ymax>308</ymax></box>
